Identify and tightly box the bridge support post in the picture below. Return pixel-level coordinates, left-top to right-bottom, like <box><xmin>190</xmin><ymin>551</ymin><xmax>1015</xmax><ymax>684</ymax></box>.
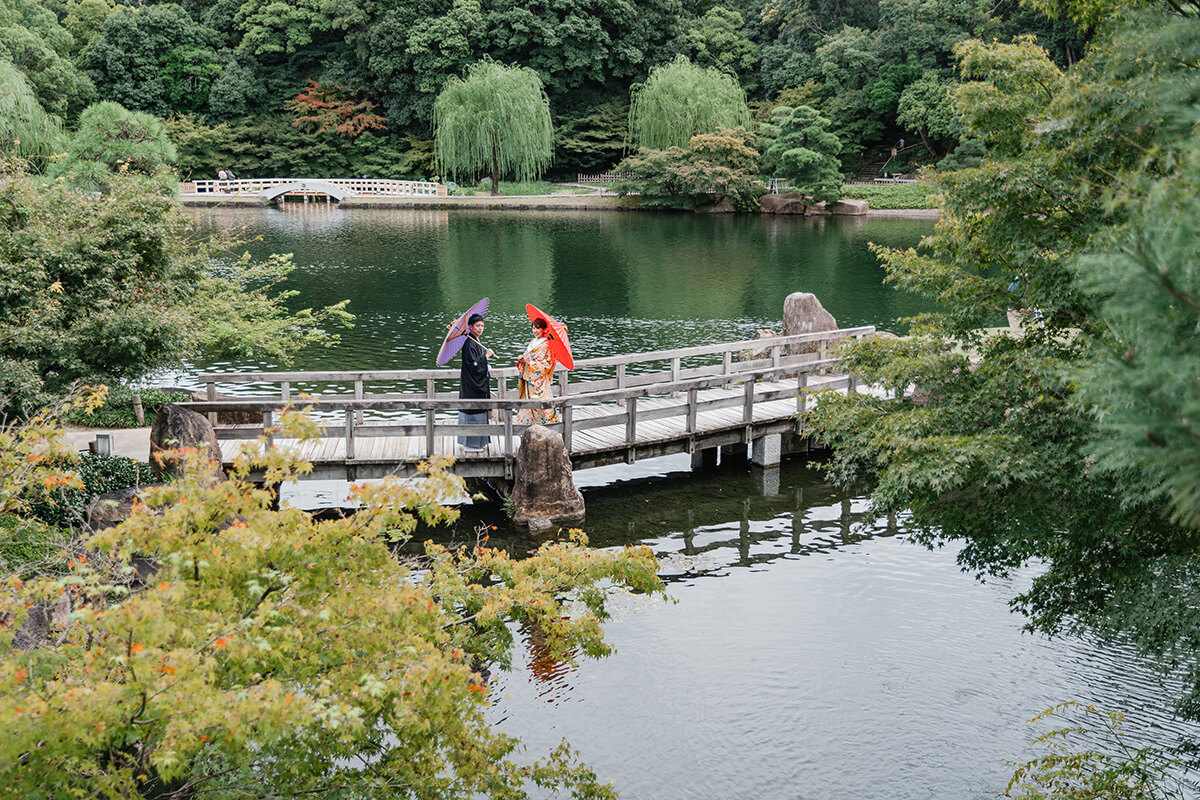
<box><xmin>751</xmin><ymin>433</ymin><xmax>781</xmax><ymax>467</ymax></box>
<box><xmin>722</xmin><ymin>443</ymin><xmax>747</xmax><ymax>464</ymax></box>
<box><xmin>690</xmin><ymin>446</ymin><xmax>717</xmax><ymax>471</ymax></box>
<box><xmin>752</xmin><ymin>465</ymin><xmax>781</xmax><ymax>496</ymax></box>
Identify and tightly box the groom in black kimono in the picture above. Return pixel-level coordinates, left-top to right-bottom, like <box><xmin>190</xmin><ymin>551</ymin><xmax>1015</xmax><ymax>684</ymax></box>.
<box><xmin>458</xmin><ymin>313</ymin><xmax>493</xmax><ymax>450</ymax></box>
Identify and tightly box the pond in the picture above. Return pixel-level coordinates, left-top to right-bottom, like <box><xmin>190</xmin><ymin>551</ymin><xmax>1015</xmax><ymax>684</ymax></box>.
<box><xmin>184</xmin><ymin>206</ymin><xmax>1196</xmax><ymax>798</ymax></box>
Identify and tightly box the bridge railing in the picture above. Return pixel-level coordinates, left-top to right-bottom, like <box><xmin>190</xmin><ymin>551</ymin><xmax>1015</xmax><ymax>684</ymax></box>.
<box><xmin>191</xmin><ymin>178</ymin><xmax>445</xmax><ymax>197</ymax></box>
<box><xmin>183</xmin><ymin>327</ymin><xmax>875</xmax><ymax>461</ymax></box>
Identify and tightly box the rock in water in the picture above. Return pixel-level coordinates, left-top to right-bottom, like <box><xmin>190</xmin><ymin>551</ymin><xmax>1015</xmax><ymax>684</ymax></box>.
<box><xmin>510</xmin><ymin>425</ymin><xmax>584</xmax><ymax>526</ymax></box>
<box><xmin>149</xmin><ymin>404</ymin><xmax>225</xmax><ymax>482</ymax></box>
<box><xmin>782</xmin><ymin>292</ymin><xmax>838</xmax><ymax>355</ymax></box>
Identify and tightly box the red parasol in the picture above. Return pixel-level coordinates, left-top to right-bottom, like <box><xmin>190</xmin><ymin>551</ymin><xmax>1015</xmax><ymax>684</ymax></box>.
<box><xmin>435</xmin><ymin>297</ymin><xmax>489</xmax><ymax>366</ymax></box>
<box><xmin>525</xmin><ymin>303</ymin><xmax>574</xmax><ymax>370</ymax></box>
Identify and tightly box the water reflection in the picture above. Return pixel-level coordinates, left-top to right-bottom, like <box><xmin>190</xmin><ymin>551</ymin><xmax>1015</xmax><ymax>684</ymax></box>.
<box><xmin>182</xmin><ymin>208</ymin><xmax>935</xmax><ymax>376</ymax></box>
<box><xmin>450</xmin><ymin>457</ymin><xmax>1200</xmax><ymax>800</ymax></box>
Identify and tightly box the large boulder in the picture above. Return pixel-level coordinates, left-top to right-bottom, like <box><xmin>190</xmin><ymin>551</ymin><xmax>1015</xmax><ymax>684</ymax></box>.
<box><xmin>149</xmin><ymin>404</ymin><xmax>225</xmax><ymax>482</ymax></box>
<box><xmin>737</xmin><ymin>328</ymin><xmax>780</xmax><ymax>362</ymax></box>
<box><xmin>510</xmin><ymin>425</ymin><xmax>584</xmax><ymax>526</ymax></box>
<box><xmin>189</xmin><ymin>390</ymin><xmax>260</xmax><ymax>425</ymax></box>
<box><xmin>782</xmin><ymin>292</ymin><xmax>839</xmax><ymax>355</ymax></box>
<box><xmin>85</xmin><ymin>484</ymin><xmax>166</xmax><ymax>531</ymax></box>
<box><xmin>759</xmin><ymin>192</ymin><xmax>810</xmax><ymax>214</ymax></box>
<box><xmin>833</xmin><ymin>198</ymin><xmax>869</xmax><ymax>216</ymax></box>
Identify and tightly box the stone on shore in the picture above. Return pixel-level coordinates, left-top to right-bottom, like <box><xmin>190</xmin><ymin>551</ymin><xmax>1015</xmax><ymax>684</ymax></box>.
<box><xmin>149</xmin><ymin>404</ymin><xmax>225</xmax><ymax>482</ymax></box>
<box><xmin>833</xmin><ymin>198</ymin><xmax>869</xmax><ymax>216</ymax></box>
<box><xmin>759</xmin><ymin>192</ymin><xmax>827</xmax><ymax>215</ymax></box>
<box><xmin>782</xmin><ymin>292</ymin><xmax>839</xmax><ymax>355</ymax></box>
<box><xmin>510</xmin><ymin>425</ymin><xmax>585</xmax><ymax>526</ymax></box>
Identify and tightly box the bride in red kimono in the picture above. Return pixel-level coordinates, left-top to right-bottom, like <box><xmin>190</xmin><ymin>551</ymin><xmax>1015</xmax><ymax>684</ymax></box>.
<box><xmin>515</xmin><ymin>317</ymin><xmax>560</xmax><ymax>425</ymax></box>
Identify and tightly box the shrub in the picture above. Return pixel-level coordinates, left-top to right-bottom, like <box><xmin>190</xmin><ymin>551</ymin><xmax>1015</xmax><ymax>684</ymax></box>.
<box><xmin>28</xmin><ymin>452</ymin><xmax>151</xmax><ymax>529</ymax></box>
<box><xmin>839</xmin><ymin>182</ymin><xmax>939</xmax><ymax>209</ymax></box>
<box><xmin>64</xmin><ymin>386</ymin><xmax>192</xmax><ymax>429</ymax></box>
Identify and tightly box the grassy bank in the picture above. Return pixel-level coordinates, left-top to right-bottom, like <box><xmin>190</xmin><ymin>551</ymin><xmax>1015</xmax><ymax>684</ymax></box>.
<box><xmin>840</xmin><ymin>183</ymin><xmax>939</xmax><ymax>209</ymax></box>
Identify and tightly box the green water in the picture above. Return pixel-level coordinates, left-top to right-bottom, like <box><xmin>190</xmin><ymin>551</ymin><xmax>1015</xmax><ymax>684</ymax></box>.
<box><xmin>187</xmin><ymin>206</ymin><xmax>934</xmax><ymax>373</ymax></box>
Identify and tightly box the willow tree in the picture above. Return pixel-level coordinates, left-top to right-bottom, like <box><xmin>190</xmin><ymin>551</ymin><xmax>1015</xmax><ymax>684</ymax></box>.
<box><xmin>0</xmin><ymin>61</ymin><xmax>63</xmax><ymax>168</ymax></box>
<box><xmin>433</xmin><ymin>59</ymin><xmax>553</xmax><ymax>196</ymax></box>
<box><xmin>628</xmin><ymin>55</ymin><xmax>750</xmax><ymax>151</ymax></box>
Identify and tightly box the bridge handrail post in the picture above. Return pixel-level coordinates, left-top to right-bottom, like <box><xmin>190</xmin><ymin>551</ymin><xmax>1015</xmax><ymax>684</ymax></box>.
<box><xmin>426</xmin><ymin>378</ymin><xmax>435</xmax><ymax>398</ymax></box>
<box><xmin>205</xmin><ymin>381</ymin><xmax>217</xmax><ymax>427</ymax></box>
<box><xmin>722</xmin><ymin>351</ymin><xmax>732</xmax><ymax>384</ymax></box>
<box><xmin>626</xmin><ymin>396</ymin><xmax>638</xmax><ymax>442</ymax></box>
<box><xmin>771</xmin><ymin>344</ymin><xmax>781</xmax><ymax>368</ymax></box>
<box><xmin>354</xmin><ymin>379</ymin><xmax>364</xmax><ymax>424</ymax></box>
<box><xmin>344</xmin><ymin>408</ymin><xmax>355</xmax><ymax>460</ymax></box>
<box><xmin>818</xmin><ymin>339</ymin><xmax>829</xmax><ymax>375</ymax></box>
<box><xmin>263</xmin><ymin>410</ymin><xmax>274</xmax><ymax>447</ymax></box>
<box><xmin>562</xmin><ymin>405</ymin><xmax>573</xmax><ymax>452</ymax></box>
<box><xmin>504</xmin><ymin>408</ymin><xmax>514</xmax><ymax>457</ymax></box>
<box><xmin>797</xmin><ymin>372</ymin><xmax>808</xmax><ymax>415</ymax></box>
<box><xmin>281</xmin><ymin>381</ymin><xmax>290</xmax><ymax>402</ymax></box>
<box><xmin>686</xmin><ymin>388</ymin><xmax>698</xmax><ymax>434</ymax></box>
<box><xmin>743</xmin><ymin>378</ymin><xmax>755</xmax><ymax>424</ymax></box>
<box><xmin>558</xmin><ymin>369</ymin><xmax>569</xmax><ymax>397</ymax></box>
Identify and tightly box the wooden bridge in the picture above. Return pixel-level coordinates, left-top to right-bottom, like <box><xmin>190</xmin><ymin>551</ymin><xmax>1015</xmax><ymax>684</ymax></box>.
<box><xmin>180</xmin><ymin>328</ymin><xmax>878</xmax><ymax>481</ymax></box>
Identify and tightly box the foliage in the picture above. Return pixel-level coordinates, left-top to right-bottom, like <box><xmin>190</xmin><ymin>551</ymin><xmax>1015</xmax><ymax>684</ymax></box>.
<box><xmin>50</xmin><ymin>101</ymin><xmax>177</xmax><ymax>191</ymax></box>
<box><xmin>79</xmin><ymin>3</ymin><xmax>220</xmax><ymax>117</ymax></box>
<box><xmin>0</xmin><ymin>410</ymin><xmax>665</xmax><ymax>798</ymax></box>
<box><xmin>63</xmin><ymin>386</ymin><xmax>192</xmax><ymax>429</ymax></box>
<box><xmin>286</xmin><ymin>79</ymin><xmax>387</xmax><ymax>139</ymax></box>
<box><xmin>29</xmin><ymin>451</ymin><xmax>150</xmax><ymax>529</ymax></box>
<box><xmin>0</xmin><ymin>60</ymin><xmax>63</xmax><ymax>165</ymax></box>
<box><xmin>838</xmin><ymin>181</ymin><xmax>938</xmax><ymax>209</ymax></box>
<box><xmin>758</xmin><ymin>104</ymin><xmax>842</xmax><ymax>203</ymax></box>
<box><xmin>166</xmin><ymin>113</ymin><xmax>432</xmax><ymax>181</ymax></box>
<box><xmin>896</xmin><ymin>70</ymin><xmax>961</xmax><ymax>156</ymax></box>
<box><xmin>680</xmin><ymin>6</ymin><xmax>759</xmax><ymax>87</ymax></box>
<box><xmin>552</xmin><ymin>98</ymin><xmax>628</xmax><ymax>175</ymax></box>
<box><xmin>807</xmin><ymin>9</ymin><xmax>1200</xmax><ymax>727</ymax></box>
<box><xmin>0</xmin><ymin>512</ymin><xmax>67</xmax><ymax>576</ymax></box>
<box><xmin>1006</xmin><ymin>702</ymin><xmax>1187</xmax><ymax>800</ymax></box>
<box><xmin>1070</xmin><ymin>148</ymin><xmax>1200</xmax><ymax>532</ymax></box>
<box><xmin>0</xmin><ymin>0</ymin><xmax>96</xmax><ymax>118</ymax></box>
<box><xmin>0</xmin><ymin>171</ymin><xmax>352</xmax><ymax>416</ymax></box>
<box><xmin>615</xmin><ymin>127</ymin><xmax>763</xmax><ymax>211</ymax></box>
<box><xmin>628</xmin><ymin>55</ymin><xmax>750</xmax><ymax>151</ymax></box>
<box><xmin>434</xmin><ymin>59</ymin><xmax>554</xmax><ymax>194</ymax></box>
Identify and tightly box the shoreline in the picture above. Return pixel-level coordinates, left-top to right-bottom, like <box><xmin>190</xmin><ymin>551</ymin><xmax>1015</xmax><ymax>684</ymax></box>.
<box><xmin>178</xmin><ymin>192</ymin><xmax>939</xmax><ymax>218</ymax></box>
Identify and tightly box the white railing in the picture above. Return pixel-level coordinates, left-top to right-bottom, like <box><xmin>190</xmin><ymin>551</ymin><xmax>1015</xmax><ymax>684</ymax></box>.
<box><xmin>191</xmin><ymin>178</ymin><xmax>445</xmax><ymax>197</ymax></box>
<box><xmin>576</xmin><ymin>172</ymin><xmax>628</xmax><ymax>183</ymax></box>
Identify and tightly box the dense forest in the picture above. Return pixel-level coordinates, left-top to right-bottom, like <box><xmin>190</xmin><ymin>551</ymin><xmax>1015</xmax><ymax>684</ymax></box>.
<box><xmin>1</xmin><ymin>0</ymin><xmax>1084</xmax><ymax>181</ymax></box>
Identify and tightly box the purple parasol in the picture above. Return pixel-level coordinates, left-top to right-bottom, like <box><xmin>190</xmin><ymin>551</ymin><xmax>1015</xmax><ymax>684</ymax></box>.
<box><xmin>435</xmin><ymin>297</ymin><xmax>489</xmax><ymax>366</ymax></box>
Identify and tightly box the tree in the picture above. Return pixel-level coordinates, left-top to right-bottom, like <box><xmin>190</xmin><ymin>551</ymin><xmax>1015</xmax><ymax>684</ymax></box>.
<box><xmin>615</xmin><ymin>126</ymin><xmax>763</xmax><ymax>210</ymax></box>
<box><xmin>0</xmin><ymin>411</ymin><xmax>665</xmax><ymax>797</ymax></box>
<box><xmin>434</xmin><ymin>59</ymin><xmax>553</xmax><ymax>194</ymax></box>
<box><xmin>0</xmin><ymin>61</ymin><xmax>63</xmax><ymax>165</ymax></box>
<box><xmin>680</xmin><ymin>6</ymin><xmax>760</xmax><ymax>88</ymax></box>
<box><xmin>757</xmin><ymin>104</ymin><xmax>842</xmax><ymax>202</ymax></box>
<box><xmin>286</xmin><ymin>79</ymin><xmax>387</xmax><ymax>138</ymax></box>
<box><xmin>896</xmin><ymin>70</ymin><xmax>961</xmax><ymax>157</ymax></box>
<box><xmin>50</xmin><ymin>101</ymin><xmax>177</xmax><ymax>192</ymax></box>
<box><xmin>807</xmin><ymin>8</ymin><xmax>1200</xmax><ymax>727</ymax></box>
<box><xmin>80</xmin><ymin>3</ymin><xmax>220</xmax><ymax>117</ymax></box>
<box><xmin>0</xmin><ymin>0</ymin><xmax>97</xmax><ymax>118</ymax></box>
<box><xmin>0</xmin><ymin>171</ymin><xmax>352</xmax><ymax>415</ymax></box>
<box><xmin>627</xmin><ymin>55</ymin><xmax>750</xmax><ymax>150</ymax></box>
